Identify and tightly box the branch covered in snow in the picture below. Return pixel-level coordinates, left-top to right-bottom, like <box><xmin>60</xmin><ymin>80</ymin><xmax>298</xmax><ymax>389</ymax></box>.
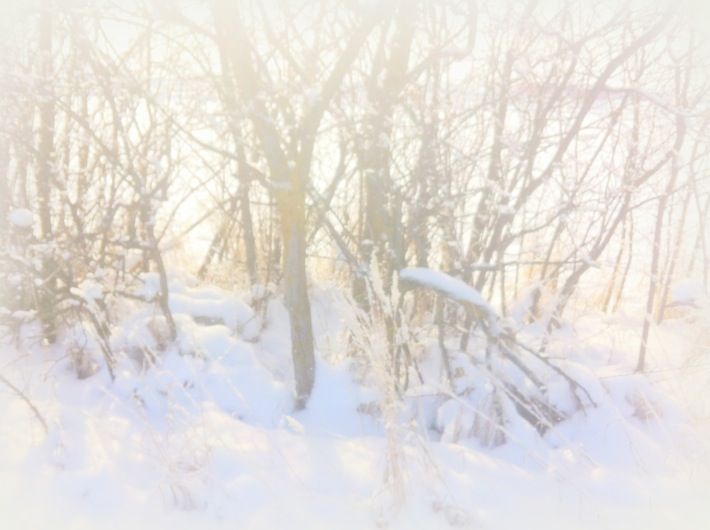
<box><xmin>398</xmin><ymin>267</ymin><xmax>500</xmax><ymax>336</ymax></box>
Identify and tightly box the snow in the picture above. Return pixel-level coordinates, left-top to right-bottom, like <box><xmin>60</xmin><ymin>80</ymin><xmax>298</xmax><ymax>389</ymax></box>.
<box><xmin>2</xmin><ymin>280</ymin><xmax>710</xmax><ymax>529</ymax></box>
<box><xmin>70</xmin><ymin>279</ymin><xmax>104</xmax><ymax>302</ymax></box>
<box><xmin>671</xmin><ymin>278</ymin><xmax>707</xmax><ymax>306</ymax></box>
<box><xmin>399</xmin><ymin>267</ymin><xmax>501</xmax><ymax>335</ymax></box>
<box><xmin>581</xmin><ymin>254</ymin><xmax>600</xmax><ymax>268</ymax></box>
<box><xmin>497</xmin><ymin>204</ymin><xmax>515</xmax><ymax>216</ymax></box>
<box><xmin>399</xmin><ymin>267</ymin><xmax>494</xmax><ymax>315</ymax></box>
<box><xmin>8</xmin><ymin>208</ymin><xmax>33</xmax><ymax>228</ymax></box>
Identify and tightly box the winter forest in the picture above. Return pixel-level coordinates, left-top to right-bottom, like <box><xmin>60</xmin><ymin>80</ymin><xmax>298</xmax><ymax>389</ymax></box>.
<box><xmin>1</xmin><ymin>0</ymin><xmax>710</xmax><ymax>528</ymax></box>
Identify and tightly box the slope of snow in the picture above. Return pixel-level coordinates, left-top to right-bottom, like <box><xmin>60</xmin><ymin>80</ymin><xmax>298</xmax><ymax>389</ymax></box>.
<box><xmin>1</xmin><ymin>282</ymin><xmax>710</xmax><ymax>529</ymax></box>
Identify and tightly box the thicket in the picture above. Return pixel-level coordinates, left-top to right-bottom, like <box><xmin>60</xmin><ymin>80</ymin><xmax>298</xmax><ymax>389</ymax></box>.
<box><xmin>1</xmin><ymin>0</ymin><xmax>708</xmax><ymax>440</ymax></box>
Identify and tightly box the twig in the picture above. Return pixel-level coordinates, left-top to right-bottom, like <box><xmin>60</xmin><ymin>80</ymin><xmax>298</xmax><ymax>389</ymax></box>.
<box><xmin>512</xmin><ymin>337</ymin><xmax>598</xmax><ymax>408</ymax></box>
<box><xmin>0</xmin><ymin>374</ymin><xmax>49</xmax><ymax>436</ymax></box>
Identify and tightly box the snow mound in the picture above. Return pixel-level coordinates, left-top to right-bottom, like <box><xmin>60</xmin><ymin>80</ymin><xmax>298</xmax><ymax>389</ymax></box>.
<box><xmin>8</xmin><ymin>208</ymin><xmax>33</xmax><ymax>228</ymax></box>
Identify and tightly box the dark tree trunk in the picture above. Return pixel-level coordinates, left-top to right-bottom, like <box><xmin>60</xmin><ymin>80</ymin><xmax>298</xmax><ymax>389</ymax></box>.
<box><xmin>278</xmin><ymin>188</ymin><xmax>315</xmax><ymax>409</ymax></box>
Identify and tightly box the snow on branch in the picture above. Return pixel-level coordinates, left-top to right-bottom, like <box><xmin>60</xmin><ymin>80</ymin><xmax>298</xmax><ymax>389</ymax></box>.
<box><xmin>398</xmin><ymin>267</ymin><xmax>500</xmax><ymax>336</ymax></box>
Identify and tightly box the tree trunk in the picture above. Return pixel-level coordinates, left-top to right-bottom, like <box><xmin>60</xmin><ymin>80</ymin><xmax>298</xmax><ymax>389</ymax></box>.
<box><xmin>35</xmin><ymin>4</ymin><xmax>58</xmax><ymax>343</ymax></box>
<box><xmin>637</xmin><ymin>114</ymin><xmax>686</xmax><ymax>372</ymax></box>
<box><xmin>278</xmin><ymin>189</ymin><xmax>315</xmax><ymax>409</ymax></box>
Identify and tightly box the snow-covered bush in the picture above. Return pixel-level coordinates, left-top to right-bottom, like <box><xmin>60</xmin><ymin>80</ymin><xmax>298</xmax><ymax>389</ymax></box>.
<box><xmin>395</xmin><ymin>268</ymin><xmax>600</xmax><ymax>448</ymax></box>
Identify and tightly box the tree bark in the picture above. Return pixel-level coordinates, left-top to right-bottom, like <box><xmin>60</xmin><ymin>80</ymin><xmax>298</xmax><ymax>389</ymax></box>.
<box><xmin>35</xmin><ymin>4</ymin><xmax>58</xmax><ymax>343</ymax></box>
<box><xmin>278</xmin><ymin>187</ymin><xmax>315</xmax><ymax>408</ymax></box>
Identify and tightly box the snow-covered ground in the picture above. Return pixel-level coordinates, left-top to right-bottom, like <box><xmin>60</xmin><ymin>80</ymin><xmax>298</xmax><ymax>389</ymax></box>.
<box><xmin>2</xmin><ymin>279</ymin><xmax>710</xmax><ymax>529</ymax></box>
